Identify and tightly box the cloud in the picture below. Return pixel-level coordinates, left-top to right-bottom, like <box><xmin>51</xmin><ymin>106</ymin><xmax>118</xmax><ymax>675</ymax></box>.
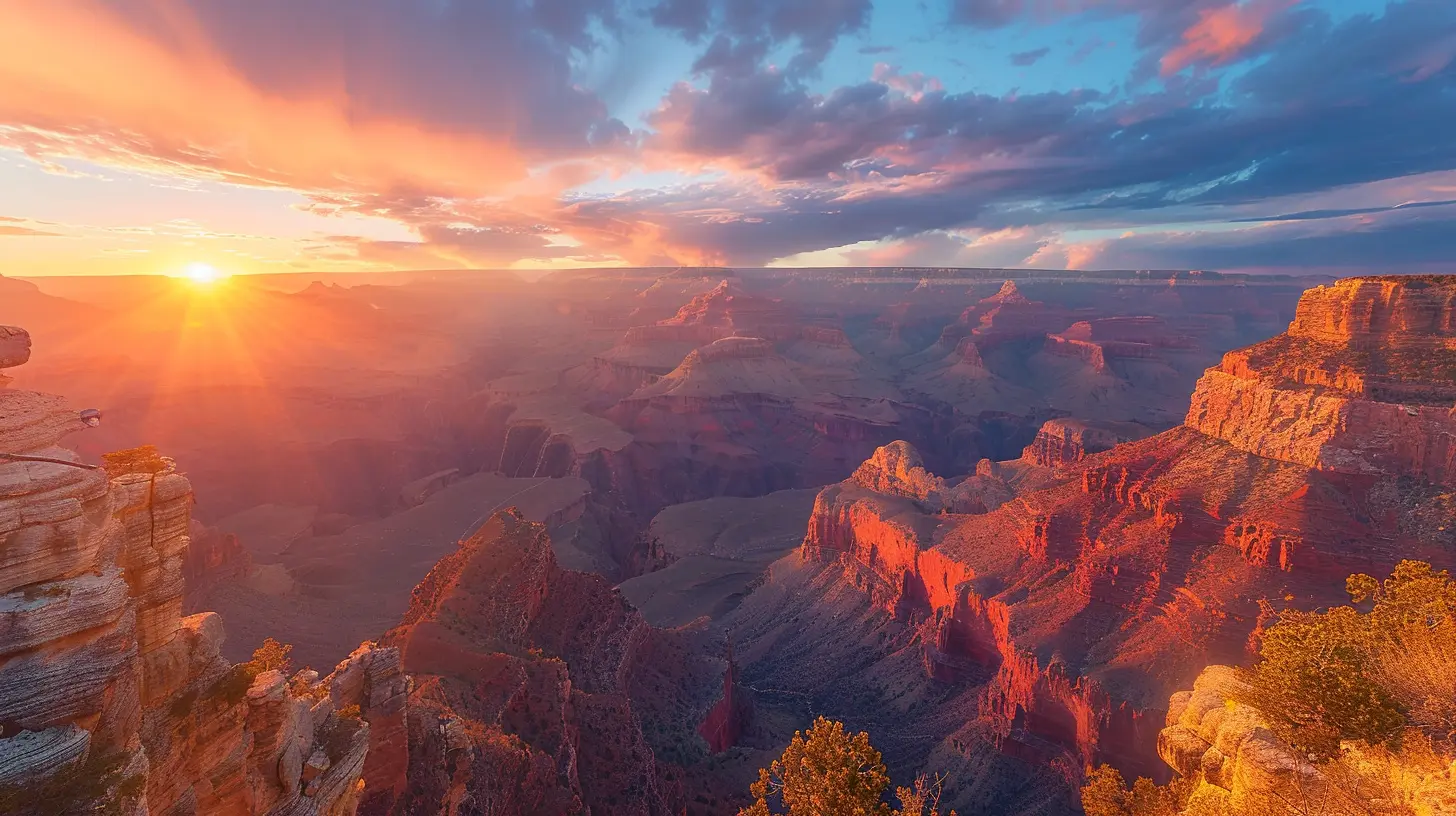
<box><xmin>0</xmin><ymin>225</ymin><xmax>65</xmax><ymax>237</ymax></box>
<box><xmin>1010</xmin><ymin>47</ymin><xmax>1051</xmax><ymax>66</ymax></box>
<box><xmin>1068</xmin><ymin>210</ymin><xmax>1456</xmax><ymax>272</ymax></box>
<box><xmin>651</xmin><ymin>0</ymin><xmax>872</xmax><ymax>72</ymax></box>
<box><xmin>0</xmin><ymin>1</ymin><xmax>628</xmax><ymax>196</ymax></box>
<box><xmin>645</xmin><ymin>61</ymin><xmax>1102</xmax><ymax>183</ymax></box>
<box><xmin>1161</xmin><ymin>0</ymin><xmax>1293</xmax><ymax>75</ymax></box>
<box><xmin>870</xmin><ymin>64</ymin><xmax>945</xmax><ymax>100</ymax></box>
<box><xmin>832</xmin><ymin>226</ymin><xmax>1053</xmax><ymax>268</ymax></box>
<box><xmin>948</xmin><ymin>0</ymin><xmax>1290</xmax><ymax>73</ymax></box>
<box><xmin>3</xmin><ymin>0</ymin><xmax>1452</xmax><ymax>274</ymax></box>
<box><xmin>610</xmin><ymin>2</ymin><xmax>1456</xmax><ymax>266</ymax></box>
<box><xmin>1229</xmin><ymin>199</ymin><xmax>1456</xmax><ymax>223</ymax></box>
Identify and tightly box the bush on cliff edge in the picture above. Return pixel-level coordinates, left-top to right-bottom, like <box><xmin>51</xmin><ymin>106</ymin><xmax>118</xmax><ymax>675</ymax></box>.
<box><xmin>1082</xmin><ymin>560</ymin><xmax>1456</xmax><ymax>816</ymax></box>
<box><xmin>739</xmin><ymin>716</ymin><xmax>957</xmax><ymax>816</ymax></box>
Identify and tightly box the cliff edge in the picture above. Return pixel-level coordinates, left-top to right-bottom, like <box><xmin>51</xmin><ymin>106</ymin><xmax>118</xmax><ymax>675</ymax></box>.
<box><xmin>0</xmin><ymin>325</ymin><xmax>402</xmax><ymax>815</ymax></box>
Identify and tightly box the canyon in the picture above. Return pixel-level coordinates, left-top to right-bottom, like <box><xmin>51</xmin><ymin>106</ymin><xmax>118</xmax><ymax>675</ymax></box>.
<box><xmin>725</xmin><ymin>275</ymin><xmax>1456</xmax><ymax>812</ymax></box>
<box><xmin>7</xmin><ymin>268</ymin><xmax>1451</xmax><ymax>815</ymax></box>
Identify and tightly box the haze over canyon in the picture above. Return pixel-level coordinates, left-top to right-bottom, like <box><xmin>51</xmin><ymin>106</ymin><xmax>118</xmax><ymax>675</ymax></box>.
<box><xmin>4</xmin><ymin>265</ymin><xmax>1456</xmax><ymax>815</ymax></box>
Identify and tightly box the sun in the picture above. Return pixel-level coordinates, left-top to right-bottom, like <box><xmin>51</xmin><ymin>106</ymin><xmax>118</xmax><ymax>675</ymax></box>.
<box><xmin>184</xmin><ymin>262</ymin><xmax>226</xmax><ymax>285</ymax></box>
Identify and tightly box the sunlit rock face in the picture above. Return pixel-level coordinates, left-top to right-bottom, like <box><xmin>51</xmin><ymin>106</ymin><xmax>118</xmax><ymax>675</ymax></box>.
<box><xmin>726</xmin><ymin>277</ymin><xmax>1456</xmax><ymax>815</ymax></box>
<box><xmin>1187</xmin><ymin>276</ymin><xmax>1456</xmax><ymax>485</ymax></box>
<box><xmin>0</xmin><ymin>325</ymin><xmax>398</xmax><ymax>815</ymax></box>
<box><xmin>1157</xmin><ymin>666</ymin><xmax>1456</xmax><ymax>814</ymax></box>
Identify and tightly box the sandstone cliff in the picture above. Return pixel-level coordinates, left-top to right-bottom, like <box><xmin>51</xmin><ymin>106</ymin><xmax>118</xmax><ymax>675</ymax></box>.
<box><xmin>0</xmin><ymin>325</ymin><xmax>400</xmax><ymax>815</ymax></box>
<box><xmin>1186</xmin><ymin>276</ymin><xmax>1456</xmax><ymax>485</ymax></box>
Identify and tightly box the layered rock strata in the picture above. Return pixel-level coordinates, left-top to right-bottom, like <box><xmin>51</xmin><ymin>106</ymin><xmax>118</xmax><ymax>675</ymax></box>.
<box><xmin>768</xmin><ymin>276</ymin><xmax>1456</xmax><ymax>813</ymax></box>
<box><xmin>1020</xmin><ymin>418</ymin><xmax>1153</xmax><ymax>468</ymax></box>
<box><xmin>1187</xmin><ymin>277</ymin><xmax>1456</xmax><ymax>484</ymax></box>
<box><xmin>0</xmin><ymin>325</ymin><xmax>397</xmax><ymax>815</ymax></box>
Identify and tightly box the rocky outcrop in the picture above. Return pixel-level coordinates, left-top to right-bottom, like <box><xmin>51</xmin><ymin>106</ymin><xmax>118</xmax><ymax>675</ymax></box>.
<box><xmin>1157</xmin><ymin>666</ymin><xmax>1456</xmax><ymax>814</ymax></box>
<box><xmin>365</xmin><ymin>509</ymin><xmax>740</xmax><ymax>815</ymax></box>
<box><xmin>1286</xmin><ymin>275</ymin><xmax>1456</xmax><ymax>345</ymax></box>
<box><xmin>1156</xmin><ymin>667</ymin><xmax>1317</xmax><ymax>808</ymax></box>
<box><xmin>849</xmin><ymin>441</ymin><xmax>951</xmax><ymax>506</ymax></box>
<box><xmin>623</xmin><ymin>336</ymin><xmax>811</xmax><ymax>402</ymax></box>
<box><xmin>182</xmin><ymin>519</ymin><xmax>252</xmax><ymax>608</ymax></box>
<box><xmin>598</xmin><ymin>336</ymin><xmax>928</xmax><ymax>521</ymax></box>
<box><xmin>696</xmin><ymin>641</ymin><xmax>748</xmax><ymax>754</ymax></box>
<box><xmin>664</xmin><ymin>279</ymin><xmax>799</xmax><ymax>342</ymax></box>
<box><xmin>805</xmin><ymin>444</ymin><xmax>977</xmax><ymax>616</ymax></box>
<box><xmin>0</xmin><ymin>325</ymin><xmax>30</xmax><ymax>379</ymax></box>
<box><xmin>0</xmin><ymin>326</ymin><xmax>393</xmax><ymax>815</ymax></box>
<box><xmin>962</xmin><ymin>281</ymin><xmax>1074</xmax><ymax>345</ymax></box>
<box><xmin>1020</xmin><ymin>418</ymin><xmax>1153</xmax><ymax>468</ymax></box>
<box><xmin>1186</xmin><ymin>276</ymin><xmax>1456</xmax><ymax>485</ymax></box>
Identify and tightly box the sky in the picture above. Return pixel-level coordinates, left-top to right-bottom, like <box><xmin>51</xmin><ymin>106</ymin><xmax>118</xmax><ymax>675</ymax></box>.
<box><xmin>0</xmin><ymin>0</ymin><xmax>1453</xmax><ymax>277</ymax></box>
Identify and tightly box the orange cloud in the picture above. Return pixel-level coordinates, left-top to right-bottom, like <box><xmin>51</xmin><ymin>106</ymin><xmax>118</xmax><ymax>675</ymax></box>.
<box><xmin>1160</xmin><ymin>0</ymin><xmax>1290</xmax><ymax>76</ymax></box>
<box><xmin>0</xmin><ymin>2</ymin><xmax>531</xmax><ymax>196</ymax></box>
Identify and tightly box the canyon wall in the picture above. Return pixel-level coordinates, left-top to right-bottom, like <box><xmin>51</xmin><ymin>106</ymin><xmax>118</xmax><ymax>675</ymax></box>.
<box><xmin>1019</xmin><ymin>418</ymin><xmax>1153</xmax><ymax>468</ymax></box>
<box><xmin>1187</xmin><ymin>277</ymin><xmax>1456</xmax><ymax>485</ymax></box>
<box><xmin>775</xmin><ymin>275</ymin><xmax>1456</xmax><ymax>813</ymax></box>
<box><xmin>0</xmin><ymin>325</ymin><xmax>399</xmax><ymax>815</ymax></box>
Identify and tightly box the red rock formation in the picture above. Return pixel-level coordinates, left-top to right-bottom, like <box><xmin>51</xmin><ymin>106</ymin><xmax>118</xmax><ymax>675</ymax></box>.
<box><xmin>662</xmin><ymin>279</ymin><xmax>799</xmax><ymax>340</ymax></box>
<box><xmin>962</xmin><ymin>281</ymin><xmax>1075</xmax><ymax>344</ymax></box>
<box><xmin>1044</xmin><ymin>318</ymin><xmax>1195</xmax><ymax>376</ymax></box>
<box><xmin>749</xmin><ymin>276</ymin><xmax>1456</xmax><ymax>811</ymax></box>
<box><xmin>1187</xmin><ymin>276</ymin><xmax>1456</xmax><ymax>484</ymax></box>
<box><xmin>696</xmin><ymin>640</ymin><xmax>746</xmax><ymax>754</ymax></box>
<box><xmin>1286</xmin><ymin>275</ymin><xmax>1456</xmax><ymax>345</ymax></box>
<box><xmin>955</xmin><ymin>337</ymin><xmax>986</xmax><ymax>367</ymax></box>
<box><xmin>598</xmin><ymin>334</ymin><xmax>926</xmax><ymax>521</ymax></box>
<box><xmin>182</xmin><ymin>519</ymin><xmax>252</xmax><ymax>606</ymax></box>
<box><xmin>804</xmin><ymin>445</ymin><xmax>977</xmax><ymax>616</ymax></box>
<box><xmin>1020</xmin><ymin>418</ymin><xmax>1153</xmax><ymax>468</ymax></box>
<box><xmin>365</xmin><ymin>509</ymin><xmax>742</xmax><ymax>815</ymax></box>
